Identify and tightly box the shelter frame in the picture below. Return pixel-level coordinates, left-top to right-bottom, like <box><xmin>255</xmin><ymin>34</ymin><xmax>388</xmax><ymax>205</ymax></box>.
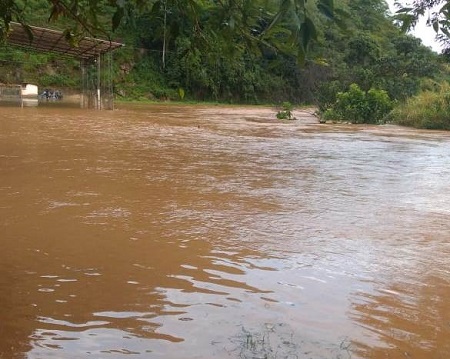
<box><xmin>80</xmin><ymin>52</ymin><xmax>115</xmax><ymax>110</ymax></box>
<box><xmin>3</xmin><ymin>22</ymin><xmax>123</xmax><ymax>109</ymax></box>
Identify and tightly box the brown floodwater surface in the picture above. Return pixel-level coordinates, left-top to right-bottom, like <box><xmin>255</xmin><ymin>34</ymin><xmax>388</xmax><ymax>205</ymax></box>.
<box><xmin>1</xmin><ymin>104</ymin><xmax>449</xmax><ymax>359</ymax></box>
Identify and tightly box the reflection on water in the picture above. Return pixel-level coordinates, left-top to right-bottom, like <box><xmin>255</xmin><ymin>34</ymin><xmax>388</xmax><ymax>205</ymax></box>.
<box><xmin>1</xmin><ymin>104</ymin><xmax>449</xmax><ymax>358</ymax></box>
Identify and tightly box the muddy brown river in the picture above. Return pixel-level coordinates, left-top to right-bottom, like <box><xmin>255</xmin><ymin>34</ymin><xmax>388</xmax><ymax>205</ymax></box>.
<box><xmin>1</xmin><ymin>103</ymin><xmax>449</xmax><ymax>359</ymax></box>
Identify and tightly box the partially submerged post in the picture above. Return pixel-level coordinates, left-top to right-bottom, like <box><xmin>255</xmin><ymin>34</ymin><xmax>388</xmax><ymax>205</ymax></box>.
<box><xmin>4</xmin><ymin>22</ymin><xmax>123</xmax><ymax>110</ymax></box>
<box><xmin>97</xmin><ymin>54</ymin><xmax>101</xmax><ymax>110</ymax></box>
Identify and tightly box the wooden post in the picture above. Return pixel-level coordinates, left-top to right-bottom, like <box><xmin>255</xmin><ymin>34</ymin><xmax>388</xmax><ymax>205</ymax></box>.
<box><xmin>80</xmin><ymin>60</ymin><xmax>85</xmax><ymax>108</ymax></box>
<box><xmin>97</xmin><ymin>54</ymin><xmax>101</xmax><ymax>110</ymax></box>
<box><xmin>20</xmin><ymin>85</ymin><xmax>23</xmax><ymax>108</ymax></box>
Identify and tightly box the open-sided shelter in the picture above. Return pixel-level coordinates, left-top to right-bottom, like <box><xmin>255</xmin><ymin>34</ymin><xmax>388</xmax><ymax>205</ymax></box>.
<box><xmin>3</xmin><ymin>22</ymin><xmax>123</xmax><ymax>109</ymax></box>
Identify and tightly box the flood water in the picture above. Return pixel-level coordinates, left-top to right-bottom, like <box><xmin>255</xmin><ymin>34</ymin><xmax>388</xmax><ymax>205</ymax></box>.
<box><xmin>1</xmin><ymin>104</ymin><xmax>449</xmax><ymax>359</ymax></box>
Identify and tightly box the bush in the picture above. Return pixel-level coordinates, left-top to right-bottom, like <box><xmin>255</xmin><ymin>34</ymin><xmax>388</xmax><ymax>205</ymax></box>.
<box><xmin>388</xmin><ymin>84</ymin><xmax>450</xmax><ymax>130</ymax></box>
<box><xmin>276</xmin><ymin>102</ymin><xmax>295</xmax><ymax>120</ymax></box>
<box><xmin>315</xmin><ymin>80</ymin><xmax>347</xmax><ymax>113</ymax></box>
<box><xmin>366</xmin><ymin>88</ymin><xmax>394</xmax><ymax>123</ymax></box>
<box><xmin>321</xmin><ymin>83</ymin><xmax>393</xmax><ymax>124</ymax></box>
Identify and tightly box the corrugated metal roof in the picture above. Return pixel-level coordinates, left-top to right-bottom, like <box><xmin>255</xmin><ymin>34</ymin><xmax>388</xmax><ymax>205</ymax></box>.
<box><xmin>6</xmin><ymin>22</ymin><xmax>123</xmax><ymax>60</ymax></box>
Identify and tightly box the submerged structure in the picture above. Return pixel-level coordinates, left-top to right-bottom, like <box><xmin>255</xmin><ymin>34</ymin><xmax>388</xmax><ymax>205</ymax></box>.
<box><xmin>0</xmin><ymin>84</ymin><xmax>21</xmax><ymax>104</ymax></box>
<box><xmin>0</xmin><ymin>83</ymin><xmax>39</xmax><ymax>107</ymax></box>
<box><xmin>3</xmin><ymin>22</ymin><xmax>123</xmax><ymax>109</ymax></box>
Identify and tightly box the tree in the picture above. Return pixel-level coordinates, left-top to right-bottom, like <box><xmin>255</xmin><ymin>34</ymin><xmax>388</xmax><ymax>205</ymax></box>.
<box><xmin>0</xmin><ymin>0</ymin><xmax>338</xmax><ymax>62</ymax></box>
<box><xmin>394</xmin><ymin>0</ymin><xmax>450</xmax><ymax>50</ymax></box>
<box><xmin>1</xmin><ymin>0</ymin><xmax>443</xmax><ymax>106</ymax></box>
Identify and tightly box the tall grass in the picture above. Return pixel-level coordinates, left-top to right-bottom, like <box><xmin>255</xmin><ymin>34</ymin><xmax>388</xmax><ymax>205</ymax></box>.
<box><xmin>389</xmin><ymin>83</ymin><xmax>450</xmax><ymax>130</ymax></box>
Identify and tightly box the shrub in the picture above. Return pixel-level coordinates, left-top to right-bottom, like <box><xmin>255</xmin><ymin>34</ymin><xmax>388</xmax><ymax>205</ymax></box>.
<box><xmin>321</xmin><ymin>83</ymin><xmax>393</xmax><ymax>124</ymax></box>
<box><xmin>366</xmin><ymin>88</ymin><xmax>394</xmax><ymax>123</ymax></box>
<box><xmin>315</xmin><ymin>80</ymin><xmax>347</xmax><ymax>113</ymax></box>
<box><xmin>388</xmin><ymin>84</ymin><xmax>450</xmax><ymax>130</ymax></box>
<box><xmin>276</xmin><ymin>101</ymin><xmax>296</xmax><ymax>120</ymax></box>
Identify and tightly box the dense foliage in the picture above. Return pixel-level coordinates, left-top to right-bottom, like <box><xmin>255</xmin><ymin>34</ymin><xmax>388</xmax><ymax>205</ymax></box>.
<box><xmin>322</xmin><ymin>84</ymin><xmax>393</xmax><ymax>124</ymax></box>
<box><xmin>388</xmin><ymin>82</ymin><xmax>450</xmax><ymax>130</ymax></box>
<box><xmin>1</xmin><ymin>0</ymin><xmax>449</xmax><ymax>126</ymax></box>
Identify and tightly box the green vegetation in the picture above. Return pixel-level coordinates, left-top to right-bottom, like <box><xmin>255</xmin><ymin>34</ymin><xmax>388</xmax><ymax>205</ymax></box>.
<box><xmin>388</xmin><ymin>83</ymin><xmax>450</xmax><ymax>130</ymax></box>
<box><xmin>276</xmin><ymin>102</ymin><xmax>296</xmax><ymax>120</ymax></box>
<box><xmin>2</xmin><ymin>0</ymin><xmax>450</xmax><ymax>129</ymax></box>
<box><xmin>322</xmin><ymin>84</ymin><xmax>393</xmax><ymax>124</ymax></box>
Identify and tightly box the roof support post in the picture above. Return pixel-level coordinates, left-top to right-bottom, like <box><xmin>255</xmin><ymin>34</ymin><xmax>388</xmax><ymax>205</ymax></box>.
<box><xmin>80</xmin><ymin>59</ymin><xmax>86</xmax><ymax>108</ymax></box>
<box><xmin>97</xmin><ymin>54</ymin><xmax>101</xmax><ymax>110</ymax></box>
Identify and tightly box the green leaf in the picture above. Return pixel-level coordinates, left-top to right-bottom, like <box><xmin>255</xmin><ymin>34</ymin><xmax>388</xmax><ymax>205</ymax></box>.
<box><xmin>395</xmin><ymin>7</ymin><xmax>413</xmax><ymax>14</ymax></box>
<box><xmin>432</xmin><ymin>19</ymin><xmax>439</xmax><ymax>33</ymax></box>
<box><xmin>260</xmin><ymin>11</ymin><xmax>282</xmax><ymax>38</ymax></box>
<box><xmin>396</xmin><ymin>13</ymin><xmax>416</xmax><ymax>32</ymax></box>
<box><xmin>441</xmin><ymin>27</ymin><xmax>450</xmax><ymax>38</ymax></box>
<box><xmin>300</xmin><ymin>16</ymin><xmax>317</xmax><ymax>49</ymax></box>
<box><xmin>317</xmin><ymin>0</ymin><xmax>334</xmax><ymax>19</ymax></box>
<box><xmin>112</xmin><ymin>6</ymin><xmax>124</xmax><ymax>31</ymax></box>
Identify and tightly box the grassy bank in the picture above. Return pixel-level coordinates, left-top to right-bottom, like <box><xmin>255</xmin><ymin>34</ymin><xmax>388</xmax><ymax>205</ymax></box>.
<box><xmin>389</xmin><ymin>85</ymin><xmax>450</xmax><ymax>130</ymax></box>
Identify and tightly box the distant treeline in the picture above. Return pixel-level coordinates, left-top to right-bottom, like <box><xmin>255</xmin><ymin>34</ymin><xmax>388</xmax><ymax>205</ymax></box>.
<box><xmin>0</xmin><ymin>0</ymin><xmax>447</xmax><ymax>110</ymax></box>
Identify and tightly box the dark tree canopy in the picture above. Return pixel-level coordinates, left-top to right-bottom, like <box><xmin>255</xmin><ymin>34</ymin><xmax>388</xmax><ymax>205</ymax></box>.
<box><xmin>0</xmin><ymin>0</ymin><xmax>338</xmax><ymax>62</ymax></box>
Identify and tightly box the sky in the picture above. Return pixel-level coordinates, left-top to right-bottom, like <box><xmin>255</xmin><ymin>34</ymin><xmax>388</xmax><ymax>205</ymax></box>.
<box><xmin>385</xmin><ymin>0</ymin><xmax>444</xmax><ymax>52</ymax></box>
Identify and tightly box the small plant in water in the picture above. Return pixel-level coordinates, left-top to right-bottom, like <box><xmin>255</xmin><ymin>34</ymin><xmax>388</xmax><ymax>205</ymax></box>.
<box><xmin>224</xmin><ymin>324</ymin><xmax>354</xmax><ymax>359</ymax></box>
<box><xmin>276</xmin><ymin>101</ymin><xmax>296</xmax><ymax>120</ymax></box>
<box><xmin>228</xmin><ymin>324</ymin><xmax>297</xmax><ymax>359</ymax></box>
